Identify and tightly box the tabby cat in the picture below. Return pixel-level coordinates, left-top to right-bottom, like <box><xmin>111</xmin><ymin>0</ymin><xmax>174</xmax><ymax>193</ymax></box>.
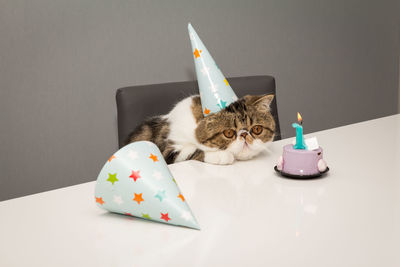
<box><xmin>127</xmin><ymin>94</ymin><xmax>276</xmax><ymax>165</ymax></box>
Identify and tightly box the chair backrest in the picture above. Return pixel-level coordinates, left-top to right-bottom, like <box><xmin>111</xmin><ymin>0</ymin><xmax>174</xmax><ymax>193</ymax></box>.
<box><xmin>116</xmin><ymin>75</ymin><xmax>281</xmax><ymax>148</ymax></box>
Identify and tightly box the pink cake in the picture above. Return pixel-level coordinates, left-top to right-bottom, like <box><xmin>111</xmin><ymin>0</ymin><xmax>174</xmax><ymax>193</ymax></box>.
<box><xmin>276</xmin><ymin>144</ymin><xmax>328</xmax><ymax>177</ymax></box>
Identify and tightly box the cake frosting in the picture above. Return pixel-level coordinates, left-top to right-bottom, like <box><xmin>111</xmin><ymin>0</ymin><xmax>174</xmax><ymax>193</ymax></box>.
<box><xmin>277</xmin><ymin>144</ymin><xmax>327</xmax><ymax>176</ymax></box>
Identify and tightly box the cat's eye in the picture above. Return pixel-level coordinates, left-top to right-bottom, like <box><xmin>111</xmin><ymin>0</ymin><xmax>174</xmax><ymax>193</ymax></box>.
<box><xmin>223</xmin><ymin>129</ymin><xmax>236</xmax><ymax>138</ymax></box>
<box><xmin>251</xmin><ymin>125</ymin><xmax>263</xmax><ymax>135</ymax></box>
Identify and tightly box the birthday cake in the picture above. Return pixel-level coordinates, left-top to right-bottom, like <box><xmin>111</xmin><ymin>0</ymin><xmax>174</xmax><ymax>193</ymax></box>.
<box><xmin>275</xmin><ymin>113</ymin><xmax>329</xmax><ymax>178</ymax></box>
<box><xmin>276</xmin><ymin>144</ymin><xmax>328</xmax><ymax>177</ymax></box>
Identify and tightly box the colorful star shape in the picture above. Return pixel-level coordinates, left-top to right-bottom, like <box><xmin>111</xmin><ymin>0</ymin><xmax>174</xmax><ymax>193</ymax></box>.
<box><xmin>149</xmin><ymin>153</ymin><xmax>158</xmax><ymax>162</ymax></box>
<box><xmin>217</xmin><ymin>100</ymin><xmax>227</xmax><ymax>109</ymax></box>
<box><xmin>204</xmin><ymin>108</ymin><xmax>210</xmax><ymax>115</ymax></box>
<box><xmin>142</xmin><ymin>213</ymin><xmax>152</xmax><ymax>220</ymax></box>
<box><xmin>154</xmin><ymin>190</ymin><xmax>166</xmax><ymax>202</ymax></box>
<box><xmin>95</xmin><ymin>196</ymin><xmax>105</xmax><ymax>205</ymax></box>
<box><xmin>108</xmin><ymin>155</ymin><xmax>116</xmax><ymax>162</ymax></box>
<box><xmin>193</xmin><ymin>48</ymin><xmax>202</xmax><ymax>58</ymax></box>
<box><xmin>160</xmin><ymin>212</ymin><xmax>171</xmax><ymax>222</ymax></box>
<box><xmin>133</xmin><ymin>193</ymin><xmax>144</xmax><ymax>204</ymax></box>
<box><xmin>177</xmin><ymin>193</ymin><xmax>185</xmax><ymax>202</ymax></box>
<box><xmin>224</xmin><ymin>78</ymin><xmax>229</xmax><ymax>86</ymax></box>
<box><xmin>129</xmin><ymin>170</ymin><xmax>141</xmax><ymax>182</ymax></box>
<box><xmin>107</xmin><ymin>173</ymin><xmax>118</xmax><ymax>185</ymax></box>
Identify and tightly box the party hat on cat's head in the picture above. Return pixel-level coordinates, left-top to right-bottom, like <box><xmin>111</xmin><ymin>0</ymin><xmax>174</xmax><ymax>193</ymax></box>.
<box><xmin>188</xmin><ymin>23</ymin><xmax>238</xmax><ymax>116</ymax></box>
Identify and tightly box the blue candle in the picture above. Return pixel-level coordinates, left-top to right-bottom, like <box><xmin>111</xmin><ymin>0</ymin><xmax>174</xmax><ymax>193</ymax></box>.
<box><xmin>292</xmin><ymin>112</ymin><xmax>307</xmax><ymax>150</ymax></box>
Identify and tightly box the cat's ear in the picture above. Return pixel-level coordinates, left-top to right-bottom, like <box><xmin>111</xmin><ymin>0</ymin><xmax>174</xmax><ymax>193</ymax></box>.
<box><xmin>244</xmin><ymin>94</ymin><xmax>274</xmax><ymax>111</ymax></box>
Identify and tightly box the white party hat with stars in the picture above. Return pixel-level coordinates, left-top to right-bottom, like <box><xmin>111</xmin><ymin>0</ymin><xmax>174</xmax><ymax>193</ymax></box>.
<box><xmin>188</xmin><ymin>23</ymin><xmax>238</xmax><ymax>116</ymax></box>
<box><xmin>95</xmin><ymin>141</ymin><xmax>200</xmax><ymax>229</ymax></box>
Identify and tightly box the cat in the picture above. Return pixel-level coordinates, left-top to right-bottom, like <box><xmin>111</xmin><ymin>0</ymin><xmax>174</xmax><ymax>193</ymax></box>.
<box><xmin>127</xmin><ymin>94</ymin><xmax>276</xmax><ymax>165</ymax></box>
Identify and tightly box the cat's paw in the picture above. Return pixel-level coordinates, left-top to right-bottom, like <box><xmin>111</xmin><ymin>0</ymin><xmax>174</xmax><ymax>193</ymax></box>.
<box><xmin>204</xmin><ymin>151</ymin><xmax>235</xmax><ymax>165</ymax></box>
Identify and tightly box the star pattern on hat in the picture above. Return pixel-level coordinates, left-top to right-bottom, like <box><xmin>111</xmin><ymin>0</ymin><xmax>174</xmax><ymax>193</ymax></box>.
<box><xmin>154</xmin><ymin>190</ymin><xmax>166</xmax><ymax>202</ymax></box>
<box><xmin>217</xmin><ymin>100</ymin><xmax>227</xmax><ymax>109</ymax></box>
<box><xmin>178</xmin><ymin>193</ymin><xmax>185</xmax><ymax>202</ymax></box>
<box><xmin>129</xmin><ymin>170</ymin><xmax>141</xmax><ymax>182</ymax></box>
<box><xmin>188</xmin><ymin>24</ymin><xmax>238</xmax><ymax>118</ymax></box>
<box><xmin>95</xmin><ymin>140</ymin><xmax>200</xmax><ymax>229</ymax></box>
<box><xmin>113</xmin><ymin>195</ymin><xmax>123</xmax><ymax>205</ymax></box>
<box><xmin>107</xmin><ymin>173</ymin><xmax>118</xmax><ymax>185</ymax></box>
<box><xmin>161</xmin><ymin>212</ymin><xmax>171</xmax><ymax>222</ymax></box>
<box><xmin>193</xmin><ymin>48</ymin><xmax>202</xmax><ymax>58</ymax></box>
<box><xmin>95</xmin><ymin>196</ymin><xmax>105</xmax><ymax>205</ymax></box>
<box><xmin>204</xmin><ymin>108</ymin><xmax>210</xmax><ymax>115</ymax></box>
<box><xmin>142</xmin><ymin>213</ymin><xmax>152</xmax><ymax>220</ymax></box>
<box><xmin>108</xmin><ymin>155</ymin><xmax>116</xmax><ymax>162</ymax></box>
<box><xmin>149</xmin><ymin>153</ymin><xmax>158</xmax><ymax>162</ymax></box>
<box><xmin>133</xmin><ymin>193</ymin><xmax>144</xmax><ymax>204</ymax></box>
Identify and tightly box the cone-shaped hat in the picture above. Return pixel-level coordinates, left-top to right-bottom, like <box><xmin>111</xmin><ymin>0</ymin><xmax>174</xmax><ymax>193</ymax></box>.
<box><xmin>188</xmin><ymin>23</ymin><xmax>238</xmax><ymax>116</ymax></box>
<box><xmin>95</xmin><ymin>141</ymin><xmax>200</xmax><ymax>229</ymax></box>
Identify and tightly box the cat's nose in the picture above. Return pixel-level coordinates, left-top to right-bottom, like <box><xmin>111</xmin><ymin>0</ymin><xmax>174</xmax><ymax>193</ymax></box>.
<box><xmin>240</xmin><ymin>132</ymin><xmax>248</xmax><ymax>138</ymax></box>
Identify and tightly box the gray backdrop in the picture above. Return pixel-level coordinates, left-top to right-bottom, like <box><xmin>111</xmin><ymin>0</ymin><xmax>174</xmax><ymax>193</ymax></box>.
<box><xmin>0</xmin><ymin>0</ymin><xmax>399</xmax><ymax>201</ymax></box>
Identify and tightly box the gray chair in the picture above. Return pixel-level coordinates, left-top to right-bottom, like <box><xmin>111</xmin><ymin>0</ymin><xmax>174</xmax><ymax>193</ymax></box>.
<box><xmin>116</xmin><ymin>75</ymin><xmax>281</xmax><ymax>148</ymax></box>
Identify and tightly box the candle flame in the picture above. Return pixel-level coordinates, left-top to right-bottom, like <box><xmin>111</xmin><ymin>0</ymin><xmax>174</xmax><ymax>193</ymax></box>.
<box><xmin>297</xmin><ymin>112</ymin><xmax>303</xmax><ymax>123</ymax></box>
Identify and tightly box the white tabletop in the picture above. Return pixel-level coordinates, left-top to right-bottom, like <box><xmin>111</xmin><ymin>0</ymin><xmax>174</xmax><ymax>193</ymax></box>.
<box><xmin>1</xmin><ymin>115</ymin><xmax>399</xmax><ymax>267</ymax></box>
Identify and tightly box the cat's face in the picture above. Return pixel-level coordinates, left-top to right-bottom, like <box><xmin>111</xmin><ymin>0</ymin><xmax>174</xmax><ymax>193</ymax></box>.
<box><xmin>195</xmin><ymin>94</ymin><xmax>276</xmax><ymax>160</ymax></box>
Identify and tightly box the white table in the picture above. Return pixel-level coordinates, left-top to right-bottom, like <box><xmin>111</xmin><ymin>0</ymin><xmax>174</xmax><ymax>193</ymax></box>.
<box><xmin>1</xmin><ymin>115</ymin><xmax>399</xmax><ymax>267</ymax></box>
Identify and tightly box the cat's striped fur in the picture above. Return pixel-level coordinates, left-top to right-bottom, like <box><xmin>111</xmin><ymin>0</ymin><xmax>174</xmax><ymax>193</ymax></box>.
<box><xmin>127</xmin><ymin>95</ymin><xmax>275</xmax><ymax>165</ymax></box>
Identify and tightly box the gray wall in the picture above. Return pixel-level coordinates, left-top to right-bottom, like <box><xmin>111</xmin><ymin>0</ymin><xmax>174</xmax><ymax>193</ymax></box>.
<box><xmin>1</xmin><ymin>0</ymin><xmax>399</xmax><ymax>201</ymax></box>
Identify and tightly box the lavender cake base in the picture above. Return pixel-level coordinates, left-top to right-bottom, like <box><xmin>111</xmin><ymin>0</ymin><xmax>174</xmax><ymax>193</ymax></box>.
<box><xmin>275</xmin><ymin>144</ymin><xmax>329</xmax><ymax>178</ymax></box>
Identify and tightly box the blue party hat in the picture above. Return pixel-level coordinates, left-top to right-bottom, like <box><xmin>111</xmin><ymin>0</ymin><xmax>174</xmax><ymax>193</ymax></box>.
<box><xmin>95</xmin><ymin>141</ymin><xmax>200</xmax><ymax>229</ymax></box>
<box><xmin>188</xmin><ymin>23</ymin><xmax>238</xmax><ymax>116</ymax></box>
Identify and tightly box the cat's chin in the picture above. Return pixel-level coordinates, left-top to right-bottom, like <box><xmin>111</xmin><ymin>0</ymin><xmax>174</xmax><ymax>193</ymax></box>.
<box><xmin>227</xmin><ymin>139</ymin><xmax>270</xmax><ymax>161</ymax></box>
